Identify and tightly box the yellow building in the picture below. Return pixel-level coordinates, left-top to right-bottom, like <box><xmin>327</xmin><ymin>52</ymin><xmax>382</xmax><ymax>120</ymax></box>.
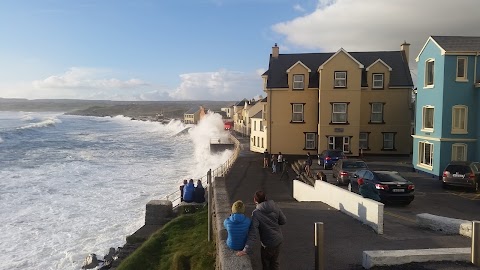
<box><xmin>263</xmin><ymin>43</ymin><xmax>414</xmax><ymax>156</ymax></box>
<box><xmin>183</xmin><ymin>106</ymin><xmax>207</xmax><ymax>124</ymax></box>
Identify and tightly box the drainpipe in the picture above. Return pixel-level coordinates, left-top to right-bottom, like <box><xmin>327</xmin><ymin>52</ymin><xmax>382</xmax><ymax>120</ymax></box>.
<box><xmin>269</xmin><ymin>88</ymin><xmax>272</xmax><ymax>152</ymax></box>
<box><xmin>474</xmin><ymin>52</ymin><xmax>478</xmax><ymax>85</ymax></box>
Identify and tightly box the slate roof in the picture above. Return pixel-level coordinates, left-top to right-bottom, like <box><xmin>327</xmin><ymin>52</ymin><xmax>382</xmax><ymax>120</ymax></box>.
<box><xmin>234</xmin><ymin>99</ymin><xmax>248</xmax><ymax>106</ymax></box>
<box><xmin>432</xmin><ymin>36</ymin><xmax>480</xmax><ymax>52</ymax></box>
<box><xmin>265</xmin><ymin>51</ymin><xmax>413</xmax><ymax>89</ymax></box>
<box><xmin>185</xmin><ymin>107</ymin><xmax>198</xmax><ymax>114</ymax></box>
<box><xmin>251</xmin><ymin>111</ymin><xmax>263</xmax><ymax>119</ymax></box>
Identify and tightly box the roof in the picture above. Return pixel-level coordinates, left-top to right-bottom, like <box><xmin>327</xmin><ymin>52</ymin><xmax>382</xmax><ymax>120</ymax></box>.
<box><xmin>185</xmin><ymin>107</ymin><xmax>198</xmax><ymax>114</ymax></box>
<box><xmin>251</xmin><ymin>111</ymin><xmax>263</xmax><ymax>119</ymax></box>
<box><xmin>234</xmin><ymin>98</ymin><xmax>248</xmax><ymax>106</ymax></box>
<box><xmin>265</xmin><ymin>50</ymin><xmax>413</xmax><ymax>89</ymax></box>
<box><xmin>432</xmin><ymin>36</ymin><xmax>480</xmax><ymax>52</ymax></box>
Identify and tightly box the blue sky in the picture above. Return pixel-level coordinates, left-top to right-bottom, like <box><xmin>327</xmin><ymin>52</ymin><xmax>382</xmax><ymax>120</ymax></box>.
<box><xmin>1</xmin><ymin>0</ymin><xmax>479</xmax><ymax>101</ymax></box>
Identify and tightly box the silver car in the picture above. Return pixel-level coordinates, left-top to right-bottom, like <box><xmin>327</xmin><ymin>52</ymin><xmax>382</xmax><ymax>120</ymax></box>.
<box><xmin>332</xmin><ymin>159</ymin><xmax>368</xmax><ymax>185</ymax></box>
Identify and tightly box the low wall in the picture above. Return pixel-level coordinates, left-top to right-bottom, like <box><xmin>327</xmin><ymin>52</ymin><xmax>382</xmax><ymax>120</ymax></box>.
<box><xmin>293</xmin><ymin>180</ymin><xmax>384</xmax><ymax>234</ymax></box>
<box><xmin>416</xmin><ymin>213</ymin><xmax>472</xmax><ymax>237</ymax></box>
<box><xmin>212</xmin><ymin>176</ymin><xmax>252</xmax><ymax>270</ymax></box>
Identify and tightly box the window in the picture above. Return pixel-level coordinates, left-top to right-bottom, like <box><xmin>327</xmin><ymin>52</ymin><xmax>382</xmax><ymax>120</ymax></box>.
<box><xmin>334</xmin><ymin>71</ymin><xmax>347</xmax><ymax>88</ymax></box>
<box><xmin>253</xmin><ymin>136</ymin><xmax>256</xmax><ymax>146</ymax></box>
<box><xmin>259</xmin><ymin>120</ymin><xmax>264</xmax><ymax>131</ymax></box>
<box><xmin>261</xmin><ymin>138</ymin><xmax>264</xmax><ymax>148</ymax></box>
<box><xmin>305</xmin><ymin>133</ymin><xmax>316</xmax><ymax>150</ymax></box>
<box><xmin>456</xmin><ymin>57</ymin><xmax>467</xmax><ymax>81</ymax></box>
<box><xmin>370</xmin><ymin>103</ymin><xmax>384</xmax><ymax>123</ymax></box>
<box><xmin>293</xmin><ymin>74</ymin><xmax>305</xmax><ymax>90</ymax></box>
<box><xmin>452</xmin><ymin>143</ymin><xmax>467</xmax><ymax>161</ymax></box>
<box><xmin>382</xmin><ymin>132</ymin><xmax>395</xmax><ymax>150</ymax></box>
<box><xmin>422</xmin><ymin>106</ymin><xmax>434</xmax><ymax>131</ymax></box>
<box><xmin>263</xmin><ymin>104</ymin><xmax>267</xmax><ymax>120</ymax></box>
<box><xmin>291</xmin><ymin>103</ymin><xmax>304</xmax><ymax>122</ymax></box>
<box><xmin>419</xmin><ymin>141</ymin><xmax>433</xmax><ymax>167</ymax></box>
<box><xmin>452</xmin><ymin>105</ymin><xmax>467</xmax><ymax>133</ymax></box>
<box><xmin>372</xmin><ymin>74</ymin><xmax>384</xmax><ymax>89</ymax></box>
<box><xmin>327</xmin><ymin>136</ymin><xmax>350</xmax><ymax>152</ymax></box>
<box><xmin>332</xmin><ymin>103</ymin><xmax>348</xmax><ymax>123</ymax></box>
<box><xmin>253</xmin><ymin>120</ymin><xmax>256</xmax><ymax>131</ymax></box>
<box><xmin>257</xmin><ymin>137</ymin><xmax>260</xmax><ymax>147</ymax></box>
<box><xmin>359</xmin><ymin>132</ymin><xmax>369</xmax><ymax>150</ymax></box>
<box><xmin>425</xmin><ymin>59</ymin><xmax>434</xmax><ymax>87</ymax></box>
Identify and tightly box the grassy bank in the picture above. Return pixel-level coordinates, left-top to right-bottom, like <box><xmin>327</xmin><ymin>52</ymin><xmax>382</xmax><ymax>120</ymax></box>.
<box><xmin>117</xmin><ymin>207</ymin><xmax>215</xmax><ymax>270</ymax></box>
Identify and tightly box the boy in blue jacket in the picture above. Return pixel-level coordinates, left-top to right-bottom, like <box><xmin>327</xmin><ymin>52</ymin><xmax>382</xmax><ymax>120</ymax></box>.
<box><xmin>224</xmin><ymin>200</ymin><xmax>251</xmax><ymax>251</ymax></box>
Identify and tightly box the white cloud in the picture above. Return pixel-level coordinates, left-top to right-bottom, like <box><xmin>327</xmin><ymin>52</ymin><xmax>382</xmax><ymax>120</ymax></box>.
<box><xmin>169</xmin><ymin>69</ymin><xmax>263</xmax><ymax>101</ymax></box>
<box><xmin>293</xmin><ymin>4</ymin><xmax>305</xmax><ymax>12</ymax></box>
<box><xmin>272</xmin><ymin>0</ymin><xmax>480</xmax><ymax>67</ymax></box>
<box><xmin>32</xmin><ymin>67</ymin><xmax>148</xmax><ymax>89</ymax></box>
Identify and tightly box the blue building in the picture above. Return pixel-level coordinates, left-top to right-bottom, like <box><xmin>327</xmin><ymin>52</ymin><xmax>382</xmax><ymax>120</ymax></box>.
<box><xmin>412</xmin><ymin>36</ymin><xmax>480</xmax><ymax>178</ymax></box>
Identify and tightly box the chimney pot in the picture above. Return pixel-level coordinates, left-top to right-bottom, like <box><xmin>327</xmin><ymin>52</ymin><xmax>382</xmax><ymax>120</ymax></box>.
<box><xmin>272</xmin><ymin>43</ymin><xmax>279</xmax><ymax>58</ymax></box>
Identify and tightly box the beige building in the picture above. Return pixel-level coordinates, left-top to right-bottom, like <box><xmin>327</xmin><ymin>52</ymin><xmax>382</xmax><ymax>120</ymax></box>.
<box><xmin>249</xmin><ymin>97</ymin><xmax>268</xmax><ymax>152</ymax></box>
<box><xmin>263</xmin><ymin>43</ymin><xmax>414</xmax><ymax>156</ymax></box>
<box><xmin>183</xmin><ymin>106</ymin><xmax>207</xmax><ymax>124</ymax></box>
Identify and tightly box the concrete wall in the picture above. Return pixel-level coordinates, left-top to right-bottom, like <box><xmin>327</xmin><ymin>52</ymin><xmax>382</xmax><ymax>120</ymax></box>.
<box><xmin>293</xmin><ymin>179</ymin><xmax>384</xmax><ymax>234</ymax></box>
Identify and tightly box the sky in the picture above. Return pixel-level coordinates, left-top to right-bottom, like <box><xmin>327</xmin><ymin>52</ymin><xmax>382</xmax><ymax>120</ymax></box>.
<box><xmin>0</xmin><ymin>0</ymin><xmax>479</xmax><ymax>101</ymax></box>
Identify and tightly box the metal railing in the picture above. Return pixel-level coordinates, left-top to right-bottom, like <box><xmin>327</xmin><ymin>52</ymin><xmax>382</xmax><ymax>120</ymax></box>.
<box><xmin>164</xmin><ymin>133</ymin><xmax>241</xmax><ymax>207</ymax></box>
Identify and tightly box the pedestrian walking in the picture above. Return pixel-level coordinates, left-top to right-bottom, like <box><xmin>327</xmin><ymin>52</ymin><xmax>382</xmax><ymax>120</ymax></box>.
<box><xmin>263</xmin><ymin>149</ymin><xmax>270</xmax><ymax>168</ymax></box>
<box><xmin>271</xmin><ymin>154</ymin><xmax>277</xmax><ymax>173</ymax></box>
<box><xmin>305</xmin><ymin>152</ymin><xmax>313</xmax><ymax>177</ymax></box>
<box><xmin>358</xmin><ymin>178</ymin><xmax>381</xmax><ymax>202</ymax></box>
<box><xmin>277</xmin><ymin>152</ymin><xmax>283</xmax><ymax>173</ymax></box>
<box><xmin>237</xmin><ymin>190</ymin><xmax>286</xmax><ymax>270</ymax></box>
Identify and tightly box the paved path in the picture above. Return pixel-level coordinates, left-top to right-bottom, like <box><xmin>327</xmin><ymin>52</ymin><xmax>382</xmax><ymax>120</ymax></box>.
<box><xmin>224</xmin><ymin>134</ymin><xmax>475</xmax><ymax>269</ymax></box>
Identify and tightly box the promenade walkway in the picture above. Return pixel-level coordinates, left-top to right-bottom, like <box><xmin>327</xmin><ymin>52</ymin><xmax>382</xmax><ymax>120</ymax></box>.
<box><xmin>224</xmin><ymin>134</ymin><xmax>474</xmax><ymax>270</ymax></box>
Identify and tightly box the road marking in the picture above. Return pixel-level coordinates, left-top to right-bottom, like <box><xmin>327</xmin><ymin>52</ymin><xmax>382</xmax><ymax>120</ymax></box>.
<box><xmin>446</xmin><ymin>190</ymin><xmax>480</xmax><ymax>200</ymax></box>
<box><xmin>384</xmin><ymin>211</ymin><xmax>416</xmax><ymax>223</ymax></box>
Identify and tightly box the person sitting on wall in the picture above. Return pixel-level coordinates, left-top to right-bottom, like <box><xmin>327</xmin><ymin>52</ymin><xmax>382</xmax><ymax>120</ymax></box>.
<box><xmin>183</xmin><ymin>179</ymin><xmax>195</xmax><ymax>203</ymax></box>
<box><xmin>180</xmin><ymin>179</ymin><xmax>188</xmax><ymax>202</ymax></box>
<box><xmin>357</xmin><ymin>178</ymin><xmax>381</xmax><ymax>202</ymax></box>
<box><xmin>194</xmin><ymin>179</ymin><xmax>206</xmax><ymax>203</ymax></box>
<box><xmin>224</xmin><ymin>200</ymin><xmax>251</xmax><ymax>251</ymax></box>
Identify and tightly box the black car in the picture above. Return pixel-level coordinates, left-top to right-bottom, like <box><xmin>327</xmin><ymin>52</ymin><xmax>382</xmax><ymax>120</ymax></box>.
<box><xmin>317</xmin><ymin>149</ymin><xmax>346</xmax><ymax>169</ymax></box>
<box><xmin>349</xmin><ymin>170</ymin><xmax>415</xmax><ymax>205</ymax></box>
<box><xmin>442</xmin><ymin>161</ymin><xmax>480</xmax><ymax>192</ymax></box>
<box><xmin>332</xmin><ymin>159</ymin><xmax>368</xmax><ymax>185</ymax></box>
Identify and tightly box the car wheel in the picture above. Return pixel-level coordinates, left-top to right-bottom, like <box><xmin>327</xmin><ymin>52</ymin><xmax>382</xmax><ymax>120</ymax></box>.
<box><xmin>347</xmin><ymin>182</ymin><xmax>353</xmax><ymax>192</ymax></box>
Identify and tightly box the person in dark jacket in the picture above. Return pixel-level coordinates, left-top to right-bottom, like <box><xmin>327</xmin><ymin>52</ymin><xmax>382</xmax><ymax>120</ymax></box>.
<box><xmin>183</xmin><ymin>179</ymin><xmax>195</xmax><ymax>203</ymax></box>
<box><xmin>179</xmin><ymin>179</ymin><xmax>188</xmax><ymax>202</ymax></box>
<box><xmin>194</xmin><ymin>180</ymin><xmax>205</xmax><ymax>203</ymax></box>
<box><xmin>237</xmin><ymin>190</ymin><xmax>287</xmax><ymax>270</ymax></box>
<box><xmin>224</xmin><ymin>200</ymin><xmax>251</xmax><ymax>251</ymax></box>
<box><xmin>358</xmin><ymin>178</ymin><xmax>381</xmax><ymax>202</ymax></box>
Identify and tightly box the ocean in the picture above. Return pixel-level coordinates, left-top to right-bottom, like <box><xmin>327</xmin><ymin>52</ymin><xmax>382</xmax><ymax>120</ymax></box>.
<box><xmin>0</xmin><ymin>111</ymin><xmax>232</xmax><ymax>270</ymax></box>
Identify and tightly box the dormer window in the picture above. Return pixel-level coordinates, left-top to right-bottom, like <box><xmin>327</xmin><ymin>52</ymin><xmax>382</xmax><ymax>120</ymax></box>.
<box><xmin>372</xmin><ymin>73</ymin><xmax>384</xmax><ymax>89</ymax></box>
<box><xmin>425</xmin><ymin>59</ymin><xmax>434</xmax><ymax>87</ymax></box>
<box><xmin>293</xmin><ymin>74</ymin><xmax>305</xmax><ymax>90</ymax></box>
<box><xmin>334</xmin><ymin>71</ymin><xmax>347</xmax><ymax>88</ymax></box>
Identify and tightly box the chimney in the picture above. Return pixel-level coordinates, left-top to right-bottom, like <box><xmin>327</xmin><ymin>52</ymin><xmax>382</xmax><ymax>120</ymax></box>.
<box><xmin>272</xmin><ymin>43</ymin><xmax>279</xmax><ymax>58</ymax></box>
<box><xmin>401</xmin><ymin>41</ymin><xmax>410</xmax><ymax>64</ymax></box>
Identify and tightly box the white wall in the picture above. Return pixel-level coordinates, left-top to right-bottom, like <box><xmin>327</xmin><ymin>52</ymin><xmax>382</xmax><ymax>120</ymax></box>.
<box><xmin>293</xmin><ymin>180</ymin><xmax>384</xmax><ymax>234</ymax></box>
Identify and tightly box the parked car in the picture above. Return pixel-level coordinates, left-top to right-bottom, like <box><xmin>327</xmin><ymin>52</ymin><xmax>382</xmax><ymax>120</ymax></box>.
<box><xmin>317</xmin><ymin>149</ymin><xmax>346</xmax><ymax>169</ymax></box>
<box><xmin>442</xmin><ymin>161</ymin><xmax>480</xmax><ymax>192</ymax></box>
<box><xmin>349</xmin><ymin>170</ymin><xmax>415</xmax><ymax>205</ymax></box>
<box><xmin>332</xmin><ymin>159</ymin><xmax>368</xmax><ymax>185</ymax></box>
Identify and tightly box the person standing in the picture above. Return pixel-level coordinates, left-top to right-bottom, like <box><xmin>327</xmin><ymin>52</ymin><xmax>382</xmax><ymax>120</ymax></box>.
<box><xmin>237</xmin><ymin>190</ymin><xmax>287</xmax><ymax>270</ymax></box>
<box><xmin>224</xmin><ymin>200</ymin><xmax>251</xmax><ymax>251</ymax></box>
<box><xmin>271</xmin><ymin>154</ymin><xmax>277</xmax><ymax>173</ymax></box>
<box><xmin>179</xmin><ymin>179</ymin><xmax>188</xmax><ymax>202</ymax></box>
<box><xmin>305</xmin><ymin>152</ymin><xmax>313</xmax><ymax>177</ymax></box>
<box><xmin>277</xmin><ymin>152</ymin><xmax>283</xmax><ymax>173</ymax></box>
<box><xmin>263</xmin><ymin>149</ymin><xmax>270</xmax><ymax>168</ymax></box>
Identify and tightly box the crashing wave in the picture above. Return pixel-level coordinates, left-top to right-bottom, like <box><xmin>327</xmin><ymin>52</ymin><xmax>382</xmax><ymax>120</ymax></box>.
<box><xmin>16</xmin><ymin>117</ymin><xmax>62</xmax><ymax>130</ymax></box>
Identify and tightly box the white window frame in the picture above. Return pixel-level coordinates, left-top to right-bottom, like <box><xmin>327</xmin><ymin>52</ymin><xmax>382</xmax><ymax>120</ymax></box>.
<box><xmin>424</xmin><ymin>58</ymin><xmax>435</xmax><ymax>88</ymax></box>
<box><xmin>422</xmin><ymin>105</ymin><xmax>434</xmax><ymax>131</ymax></box>
<box><xmin>452</xmin><ymin>105</ymin><xmax>468</xmax><ymax>134</ymax></box>
<box><xmin>328</xmin><ymin>136</ymin><xmax>335</xmax><ymax>150</ymax></box>
<box><xmin>305</xmin><ymin>133</ymin><xmax>316</xmax><ymax>150</ymax></box>
<box><xmin>370</xmin><ymin>103</ymin><xmax>384</xmax><ymax>123</ymax></box>
<box><xmin>343</xmin><ymin>137</ymin><xmax>350</xmax><ymax>153</ymax></box>
<box><xmin>418</xmin><ymin>141</ymin><xmax>433</xmax><ymax>168</ymax></box>
<box><xmin>292</xmin><ymin>103</ymin><xmax>304</xmax><ymax>122</ymax></box>
<box><xmin>359</xmin><ymin>132</ymin><xmax>369</xmax><ymax>150</ymax></box>
<box><xmin>332</xmin><ymin>103</ymin><xmax>348</xmax><ymax>123</ymax></box>
<box><xmin>334</xmin><ymin>71</ymin><xmax>347</xmax><ymax>88</ymax></box>
<box><xmin>253</xmin><ymin>120</ymin><xmax>256</xmax><ymax>131</ymax></box>
<box><xmin>456</xmin><ymin>57</ymin><xmax>468</xmax><ymax>81</ymax></box>
<box><xmin>372</xmin><ymin>73</ymin><xmax>384</xmax><ymax>89</ymax></box>
<box><xmin>452</xmin><ymin>143</ymin><xmax>467</xmax><ymax>161</ymax></box>
<box><xmin>293</xmin><ymin>74</ymin><xmax>305</xmax><ymax>90</ymax></box>
<box><xmin>259</xmin><ymin>120</ymin><xmax>264</xmax><ymax>131</ymax></box>
<box><xmin>383</xmin><ymin>133</ymin><xmax>395</xmax><ymax>150</ymax></box>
